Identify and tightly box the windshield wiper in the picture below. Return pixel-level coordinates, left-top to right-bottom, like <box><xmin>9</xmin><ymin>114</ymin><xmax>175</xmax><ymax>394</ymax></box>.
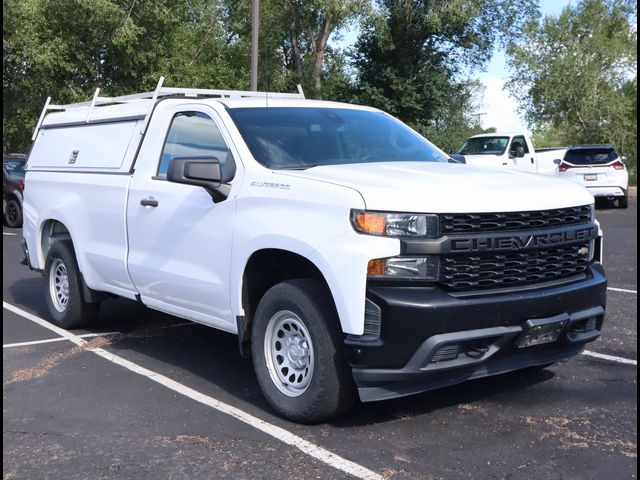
<box><xmin>278</xmin><ymin>164</ymin><xmax>323</xmax><ymax>170</ymax></box>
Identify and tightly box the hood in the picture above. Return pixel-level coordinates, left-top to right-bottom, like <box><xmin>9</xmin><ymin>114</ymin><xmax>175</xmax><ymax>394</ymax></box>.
<box><xmin>277</xmin><ymin>162</ymin><xmax>594</xmax><ymax>212</ymax></box>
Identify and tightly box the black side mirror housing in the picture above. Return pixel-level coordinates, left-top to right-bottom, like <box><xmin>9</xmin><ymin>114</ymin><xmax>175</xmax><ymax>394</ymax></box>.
<box><xmin>553</xmin><ymin>159</ymin><xmax>562</xmax><ymax>165</ymax></box>
<box><xmin>167</xmin><ymin>154</ymin><xmax>235</xmax><ymax>202</ymax></box>
<box><xmin>509</xmin><ymin>146</ymin><xmax>525</xmax><ymax>158</ymax></box>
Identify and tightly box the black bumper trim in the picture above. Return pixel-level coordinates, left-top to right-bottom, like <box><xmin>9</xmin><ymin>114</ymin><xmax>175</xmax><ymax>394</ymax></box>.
<box><xmin>347</xmin><ymin>263</ymin><xmax>607</xmax><ymax>402</ymax></box>
<box><xmin>353</xmin><ymin>304</ymin><xmax>604</xmax><ymax>402</ymax></box>
<box><xmin>356</xmin><ymin>344</ymin><xmax>585</xmax><ymax>402</ymax></box>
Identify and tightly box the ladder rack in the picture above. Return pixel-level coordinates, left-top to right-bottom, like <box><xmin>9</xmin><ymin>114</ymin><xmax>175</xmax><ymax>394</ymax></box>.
<box><xmin>32</xmin><ymin>77</ymin><xmax>306</xmax><ymax>140</ymax></box>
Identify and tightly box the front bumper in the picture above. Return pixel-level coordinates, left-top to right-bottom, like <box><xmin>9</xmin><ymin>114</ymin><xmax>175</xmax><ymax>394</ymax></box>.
<box><xmin>346</xmin><ymin>263</ymin><xmax>607</xmax><ymax>402</ymax></box>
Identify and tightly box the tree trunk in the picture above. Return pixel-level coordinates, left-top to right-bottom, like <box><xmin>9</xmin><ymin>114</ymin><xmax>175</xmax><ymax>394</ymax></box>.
<box><xmin>312</xmin><ymin>15</ymin><xmax>332</xmax><ymax>99</ymax></box>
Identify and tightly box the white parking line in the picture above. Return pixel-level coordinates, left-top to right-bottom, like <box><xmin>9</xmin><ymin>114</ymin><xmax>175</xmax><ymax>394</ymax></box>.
<box><xmin>582</xmin><ymin>350</ymin><xmax>637</xmax><ymax>366</ymax></box>
<box><xmin>2</xmin><ymin>301</ymin><xmax>382</xmax><ymax>480</ymax></box>
<box><xmin>607</xmin><ymin>287</ymin><xmax>637</xmax><ymax>294</ymax></box>
<box><xmin>3</xmin><ymin>232</ymin><xmax>17</xmax><ymax>236</ymax></box>
<box><xmin>3</xmin><ymin>332</ymin><xmax>120</xmax><ymax>349</ymax></box>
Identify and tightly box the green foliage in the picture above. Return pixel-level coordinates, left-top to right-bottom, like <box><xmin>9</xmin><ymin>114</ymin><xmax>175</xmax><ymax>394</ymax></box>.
<box><xmin>507</xmin><ymin>0</ymin><xmax>637</xmax><ymax>184</ymax></box>
<box><xmin>350</xmin><ymin>0</ymin><xmax>538</xmax><ymax>129</ymax></box>
<box><xmin>6</xmin><ymin>0</ymin><xmax>636</xmax><ymax>175</ymax></box>
<box><xmin>3</xmin><ymin>0</ymin><xmax>249</xmax><ymax>152</ymax></box>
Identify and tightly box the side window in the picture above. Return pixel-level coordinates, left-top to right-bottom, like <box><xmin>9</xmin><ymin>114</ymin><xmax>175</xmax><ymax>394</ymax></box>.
<box><xmin>158</xmin><ymin>111</ymin><xmax>229</xmax><ymax>177</ymax></box>
<box><xmin>510</xmin><ymin>136</ymin><xmax>529</xmax><ymax>154</ymax></box>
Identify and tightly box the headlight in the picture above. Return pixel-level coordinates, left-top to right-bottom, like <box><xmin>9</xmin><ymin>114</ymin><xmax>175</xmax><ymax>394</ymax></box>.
<box><xmin>351</xmin><ymin>210</ymin><xmax>439</xmax><ymax>238</ymax></box>
<box><xmin>368</xmin><ymin>256</ymin><xmax>439</xmax><ymax>280</ymax></box>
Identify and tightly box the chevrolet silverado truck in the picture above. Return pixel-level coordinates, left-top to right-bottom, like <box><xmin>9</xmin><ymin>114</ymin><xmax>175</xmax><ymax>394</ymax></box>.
<box><xmin>21</xmin><ymin>80</ymin><xmax>607</xmax><ymax>423</ymax></box>
<box><xmin>455</xmin><ymin>133</ymin><xmax>567</xmax><ymax>176</ymax></box>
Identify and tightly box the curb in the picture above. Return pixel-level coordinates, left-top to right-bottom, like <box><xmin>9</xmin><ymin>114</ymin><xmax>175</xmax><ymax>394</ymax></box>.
<box><xmin>629</xmin><ymin>186</ymin><xmax>637</xmax><ymax>198</ymax></box>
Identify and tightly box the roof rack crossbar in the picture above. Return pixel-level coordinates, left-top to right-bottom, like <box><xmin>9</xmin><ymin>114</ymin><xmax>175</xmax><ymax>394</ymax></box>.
<box><xmin>31</xmin><ymin>77</ymin><xmax>306</xmax><ymax>139</ymax></box>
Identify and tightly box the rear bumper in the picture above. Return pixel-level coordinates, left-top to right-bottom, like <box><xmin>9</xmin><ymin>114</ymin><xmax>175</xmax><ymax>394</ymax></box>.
<box><xmin>346</xmin><ymin>263</ymin><xmax>607</xmax><ymax>402</ymax></box>
<box><xmin>587</xmin><ymin>186</ymin><xmax>627</xmax><ymax>198</ymax></box>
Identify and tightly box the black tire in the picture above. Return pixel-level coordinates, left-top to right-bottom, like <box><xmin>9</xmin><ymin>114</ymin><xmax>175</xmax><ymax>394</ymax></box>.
<box><xmin>618</xmin><ymin>194</ymin><xmax>629</xmax><ymax>209</ymax></box>
<box><xmin>44</xmin><ymin>240</ymin><xmax>100</xmax><ymax>329</ymax></box>
<box><xmin>4</xmin><ymin>198</ymin><xmax>22</xmax><ymax>228</ymax></box>
<box><xmin>251</xmin><ymin>279</ymin><xmax>356</xmax><ymax>423</ymax></box>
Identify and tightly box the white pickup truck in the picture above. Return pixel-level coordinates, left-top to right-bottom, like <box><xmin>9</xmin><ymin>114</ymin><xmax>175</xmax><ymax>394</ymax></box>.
<box><xmin>454</xmin><ymin>133</ymin><xmax>567</xmax><ymax>176</ymax></box>
<box><xmin>21</xmin><ymin>81</ymin><xmax>607</xmax><ymax>423</ymax></box>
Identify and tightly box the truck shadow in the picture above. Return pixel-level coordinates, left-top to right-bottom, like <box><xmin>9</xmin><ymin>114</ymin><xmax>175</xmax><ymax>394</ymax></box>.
<box><xmin>7</xmin><ymin>281</ymin><xmax>558</xmax><ymax>426</ymax></box>
<box><xmin>595</xmin><ymin>197</ymin><xmax>622</xmax><ymax>210</ymax></box>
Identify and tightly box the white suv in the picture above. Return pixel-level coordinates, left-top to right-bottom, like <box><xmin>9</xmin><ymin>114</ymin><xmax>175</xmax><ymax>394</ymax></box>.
<box><xmin>557</xmin><ymin>145</ymin><xmax>629</xmax><ymax>208</ymax></box>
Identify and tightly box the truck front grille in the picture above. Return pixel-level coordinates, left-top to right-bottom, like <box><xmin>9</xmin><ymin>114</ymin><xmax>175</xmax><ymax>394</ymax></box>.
<box><xmin>439</xmin><ymin>244</ymin><xmax>591</xmax><ymax>291</ymax></box>
<box><xmin>439</xmin><ymin>205</ymin><xmax>592</xmax><ymax>235</ymax></box>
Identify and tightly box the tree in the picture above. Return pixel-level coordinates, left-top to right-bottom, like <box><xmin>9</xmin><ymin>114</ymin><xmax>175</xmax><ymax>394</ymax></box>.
<box><xmin>506</xmin><ymin>0</ymin><xmax>637</xmax><ymax>179</ymax></box>
<box><xmin>3</xmin><ymin>0</ymin><xmax>248</xmax><ymax>152</ymax></box>
<box><xmin>223</xmin><ymin>0</ymin><xmax>366</xmax><ymax>98</ymax></box>
<box><xmin>283</xmin><ymin>0</ymin><xmax>367</xmax><ymax>98</ymax></box>
<box><xmin>350</xmin><ymin>0</ymin><xmax>538</xmax><ymax>134</ymax></box>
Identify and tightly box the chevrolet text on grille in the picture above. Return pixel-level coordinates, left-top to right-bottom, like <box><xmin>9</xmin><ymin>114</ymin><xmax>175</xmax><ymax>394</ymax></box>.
<box><xmin>449</xmin><ymin>226</ymin><xmax>597</xmax><ymax>253</ymax></box>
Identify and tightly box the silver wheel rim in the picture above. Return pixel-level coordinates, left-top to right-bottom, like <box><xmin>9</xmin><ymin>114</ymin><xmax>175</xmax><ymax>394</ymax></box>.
<box><xmin>264</xmin><ymin>310</ymin><xmax>315</xmax><ymax>397</ymax></box>
<box><xmin>49</xmin><ymin>258</ymin><xmax>70</xmax><ymax>312</ymax></box>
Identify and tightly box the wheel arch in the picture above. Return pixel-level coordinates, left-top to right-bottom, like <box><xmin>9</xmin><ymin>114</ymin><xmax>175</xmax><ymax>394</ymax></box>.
<box><xmin>237</xmin><ymin>248</ymin><xmax>338</xmax><ymax>357</ymax></box>
<box><xmin>39</xmin><ymin>218</ymin><xmax>73</xmax><ymax>266</ymax></box>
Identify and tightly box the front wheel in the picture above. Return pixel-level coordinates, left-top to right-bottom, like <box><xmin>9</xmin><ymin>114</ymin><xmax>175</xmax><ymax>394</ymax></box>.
<box><xmin>44</xmin><ymin>240</ymin><xmax>100</xmax><ymax>329</ymax></box>
<box><xmin>251</xmin><ymin>279</ymin><xmax>356</xmax><ymax>423</ymax></box>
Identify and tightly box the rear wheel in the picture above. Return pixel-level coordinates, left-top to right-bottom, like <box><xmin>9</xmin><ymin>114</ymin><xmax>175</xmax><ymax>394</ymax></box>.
<box><xmin>618</xmin><ymin>194</ymin><xmax>629</xmax><ymax>209</ymax></box>
<box><xmin>251</xmin><ymin>279</ymin><xmax>356</xmax><ymax>423</ymax></box>
<box><xmin>4</xmin><ymin>198</ymin><xmax>22</xmax><ymax>228</ymax></box>
<box><xmin>44</xmin><ymin>240</ymin><xmax>100</xmax><ymax>329</ymax></box>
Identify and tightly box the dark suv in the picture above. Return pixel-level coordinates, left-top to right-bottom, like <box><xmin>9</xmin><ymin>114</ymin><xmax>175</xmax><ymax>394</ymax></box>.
<box><xmin>3</xmin><ymin>153</ymin><xmax>27</xmax><ymax>228</ymax></box>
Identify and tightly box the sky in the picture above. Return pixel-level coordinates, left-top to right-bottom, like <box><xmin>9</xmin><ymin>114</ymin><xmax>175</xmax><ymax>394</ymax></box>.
<box><xmin>478</xmin><ymin>0</ymin><xmax>576</xmax><ymax>134</ymax></box>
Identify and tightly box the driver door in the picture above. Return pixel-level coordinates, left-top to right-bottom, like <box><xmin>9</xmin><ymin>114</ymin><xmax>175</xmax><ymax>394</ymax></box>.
<box><xmin>508</xmin><ymin>136</ymin><xmax>536</xmax><ymax>173</ymax></box>
<box><xmin>126</xmin><ymin>105</ymin><xmax>241</xmax><ymax>331</ymax></box>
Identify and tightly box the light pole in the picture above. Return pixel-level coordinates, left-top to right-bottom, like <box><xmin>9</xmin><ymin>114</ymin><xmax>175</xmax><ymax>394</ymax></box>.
<box><xmin>251</xmin><ymin>0</ymin><xmax>259</xmax><ymax>91</ymax></box>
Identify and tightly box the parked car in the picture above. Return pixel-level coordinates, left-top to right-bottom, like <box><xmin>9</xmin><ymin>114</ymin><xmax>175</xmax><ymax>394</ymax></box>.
<box><xmin>3</xmin><ymin>153</ymin><xmax>27</xmax><ymax>227</ymax></box>
<box><xmin>455</xmin><ymin>133</ymin><xmax>567</xmax><ymax>176</ymax></box>
<box><xmin>556</xmin><ymin>145</ymin><xmax>629</xmax><ymax>208</ymax></box>
<box><xmin>22</xmin><ymin>82</ymin><xmax>607</xmax><ymax>423</ymax></box>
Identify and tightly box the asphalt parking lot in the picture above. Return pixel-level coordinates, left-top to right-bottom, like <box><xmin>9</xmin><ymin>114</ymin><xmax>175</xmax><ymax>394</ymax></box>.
<box><xmin>3</xmin><ymin>200</ymin><xmax>637</xmax><ymax>480</ymax></box>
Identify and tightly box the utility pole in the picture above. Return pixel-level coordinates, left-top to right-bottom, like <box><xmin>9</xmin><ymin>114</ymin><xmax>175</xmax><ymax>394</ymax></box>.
<box><xmin>251</xmin><ymin>0</ymin><xmax>259</xmax><ymax>91</ymax></box>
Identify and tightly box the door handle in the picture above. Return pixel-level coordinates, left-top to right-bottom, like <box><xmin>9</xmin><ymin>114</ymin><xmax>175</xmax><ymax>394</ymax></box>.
<box><xmin>531</xmin><ymin>158</ymin><xmax>534</xmax><ymax>164</ymax></box>
<box><xmin>502</xmin><ymin>162</ymin><xmax>508</xmax><ymax>166</ymax></box>
<box><xmin>140</xmin><ymin>198</ymin><xmax>159</xmax><ymax>207</ymax></box>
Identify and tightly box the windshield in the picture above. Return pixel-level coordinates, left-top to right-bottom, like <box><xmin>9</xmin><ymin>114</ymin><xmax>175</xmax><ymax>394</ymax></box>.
<box><xmin>457</xmin><ymin>137</ymin><xmax>509</xmax><ymax>155</ymax></box>
<box><xmin>3</xmin><ymin>161</ymin><xmax>25</xmax><ymax>181</ymax></box>
<box><xmin>228</xmin><ymin>107</ymin><xmax>448</xmax><ymax>169</ymax></box>
<box><xmin>564</xmin><ymin>148</ymin><xmax>618</xmax><ymax>165</ymax></box>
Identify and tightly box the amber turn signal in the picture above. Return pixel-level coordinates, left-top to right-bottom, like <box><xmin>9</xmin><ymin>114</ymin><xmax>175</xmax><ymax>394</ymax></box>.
<box><xmin>354</xmin><ymin>211</ymin><xmax>387</xmax><ymax>235</ymax></box>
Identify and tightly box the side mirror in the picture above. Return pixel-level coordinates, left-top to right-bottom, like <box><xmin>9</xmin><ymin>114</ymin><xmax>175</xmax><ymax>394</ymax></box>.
<box><xmin>621</xmin><ymin>156</ymin><xmax>628</xmax><ymax>165</ymax></box>
<box><xmin>168</xmin><ymin>155</ymin><xmax>235</xmax><ymax>202</ymax></box>
<box><xmin>553</xmin><ymin>159</ymin><xmax>562</xmax><ymax>165</ymax></box>
<box><xmin>509</xmin><ymin>146</ymin><xmax>525</xmax><ymax>158</ymax></box>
